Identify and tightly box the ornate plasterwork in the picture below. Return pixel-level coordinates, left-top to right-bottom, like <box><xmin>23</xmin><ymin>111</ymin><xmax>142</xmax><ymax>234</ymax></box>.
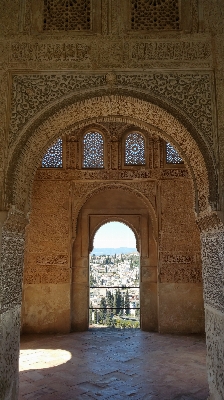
<box><xmin>8</xmin><ymin>39</ymin><xmax>212</xmax><ymax>69</ymax></box>
<box><xmin>9</xmin><ymin>72</ymin><xmax>214</xmax><ymax>146</ymax></box>
<box><xmin>11</xmin><ymin>96</ymin><xmax>210</xmax><ymax>216</ymax></box>
<box><xmin>24</xmin><ymin>265</ymin><xmax>70</xmax><ymax>284</ymax></box>
<box><xmin>160</xmin><ymin>265</ymin><xmax>202</xmax><ymax>283</ymax></box>
<box><xmin>201</xmin><ymin>227</ymin><xmax>224</xmax><ymax>314</ymax></box>
<box><xmin>160</xmin><ymin>251</ymin><xmax>202</xmax><ymax>283</ymax></box>
<box><xmin>0</xmin><ymin>306</ymin><xmax>21</xmax><ymax>399</ymax></box>
<box><xmin>205</xmin><ymin>307</ymin><xmax>224</xmax><ymax>399</ymax></box>
<box><xmin>9</xmin><ymin>74</ymin><xmax>104</xmax><ymax>144</ymax></box>
<box><xmin>116</xmin><ymin>72</ymin><xmax>214</xmax><ymax>144</ymax></box>
<box><xmin>1</xmin><ymin>209</ymin><xmax>27</xmax><ymax>313</ymax></box>
<box><xmin>35</xmin><ymin>168</ymin><xmax>189</xmax><ymax>181</ymax></box>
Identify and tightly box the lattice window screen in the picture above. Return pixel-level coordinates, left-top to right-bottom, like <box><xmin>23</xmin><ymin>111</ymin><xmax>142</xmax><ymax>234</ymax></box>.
<box><xmin>125</xmin><ymin>133</ymin><xmax>145</xmax><ymax>165</ymax></box>
<box><xmin>83</xmin><ymin>132</ymin><xmax>104</xmax><ymax>168</ymax></box>
<box><xmin>43</xmin><ymin>0</ymin><xmax>91</xmax><ymax>31</ymax></box>
<box><xmin>130</xmin><ymin>0</ymin><xmax>179</xmax><ymax>30</ymax></box>
<box><xmin>42</xmin><ymin>138</ymin><xmax>63</xmax><ymax>168</ymax></box>
<box><xmin>166</xmin><ymin>143</ymin><xmax>183</xmax><ymax>164</ymax></box>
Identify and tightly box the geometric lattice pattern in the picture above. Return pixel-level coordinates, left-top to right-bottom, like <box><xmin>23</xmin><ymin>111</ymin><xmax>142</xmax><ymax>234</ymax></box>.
<box><xmin>130</xmin><ymin>0</ymin><xmax>179</xmax><ymax>30</ymax></box>
<box><xmin>125</xmin><ymin>133</ymin><xmax>145</xmax><ymax>165</ymax></box>
<box><xmin>43</xmin><ymin>0</ymin><xmax>91</xmax><ymax>31</ymax></box>
<box><xmin>42</xmin><ymin>138</ymin><xmax>63</xmax><ymax>168</ymax></box>
<box><xmin>166</xmin><ymin>143</ymin><xmax>183</xmax><ymax>164</ymax></box>
<box><xmin>83</xmin><ymin>132</ymin><xmax>104</xmax><ymax>168</ymax></box>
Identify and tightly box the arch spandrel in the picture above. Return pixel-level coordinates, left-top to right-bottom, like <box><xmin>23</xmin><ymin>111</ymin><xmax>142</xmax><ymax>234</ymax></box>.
<box><xmin>6</xmin><ymin>95</ymin><xmax>211</xmax><ymax>216</ymax></box>
<box><xmin>71</xmin><ymin>183</ymin><xmax>158</xmax><ymax>247</ymax></box>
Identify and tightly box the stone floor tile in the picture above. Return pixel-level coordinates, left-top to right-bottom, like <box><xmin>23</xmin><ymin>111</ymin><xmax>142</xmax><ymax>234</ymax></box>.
<box><xmin>19</xmin><ymin>329</ymin><xmax>209</xmax><ymax>400</ymax></box>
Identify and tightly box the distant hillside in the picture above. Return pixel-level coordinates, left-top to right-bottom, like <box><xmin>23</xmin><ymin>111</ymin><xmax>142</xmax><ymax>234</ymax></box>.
<box><xmin>91</xmin><ymin>247</ymin><xmax>137</xmax><ymax>256</ymax></box>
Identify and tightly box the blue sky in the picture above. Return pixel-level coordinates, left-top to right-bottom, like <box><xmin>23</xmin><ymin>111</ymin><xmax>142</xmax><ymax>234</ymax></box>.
<box><xmin>93</xmin><ymin>222</ymin><xmax>136</xmax><ymax>248</ymax></box>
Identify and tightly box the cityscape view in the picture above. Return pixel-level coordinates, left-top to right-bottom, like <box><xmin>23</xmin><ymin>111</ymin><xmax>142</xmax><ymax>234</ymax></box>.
<box><xmin>89</xmin><ymin>250</ymin><xmax>140</xmax><ymax>328</ymax></box>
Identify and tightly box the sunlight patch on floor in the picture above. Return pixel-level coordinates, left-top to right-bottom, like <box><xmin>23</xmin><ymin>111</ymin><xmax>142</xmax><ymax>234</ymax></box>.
<box><xmin>19</xmin><ymin>349</ymin><xmax>72</xmax><ymax>371</ymax></box>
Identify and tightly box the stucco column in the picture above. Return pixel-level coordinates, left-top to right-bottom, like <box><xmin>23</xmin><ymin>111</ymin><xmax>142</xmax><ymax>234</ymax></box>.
<box><xmin>198</xmin><ymin>213</ymin><xmax>224</xmax><ymax>400</ymax></box>
<box><xmin>0</xmin><ymin>208</ymin><xmax>27</xmax><ymax>400</ymax></box>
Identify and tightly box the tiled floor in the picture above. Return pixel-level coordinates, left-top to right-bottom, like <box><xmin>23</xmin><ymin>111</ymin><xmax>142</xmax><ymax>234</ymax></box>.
<box><xmin>19</xmin><ymin>329</ymin><xmax>209</xmax><ymax>400</ymax></box>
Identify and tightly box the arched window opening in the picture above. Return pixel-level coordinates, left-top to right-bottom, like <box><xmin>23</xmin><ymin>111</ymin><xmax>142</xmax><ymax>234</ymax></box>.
<box><xmin>83</xmin><ymin>132</ymin><xmax>104</xmax><ymax>168</ymax></box>
<box><xmin>166</xmin><ymin>142</ymin><xmax>183</xmax><ymax>164</ymax></box>
<box><xmin>125</xmin><ymin>132</ymin><xmax>145</xmax><ymax>165</ymax></box>
<box><xmin>41</xmin><ymin>138</ymin><xmax>62</xmax><ymax>168</ymax></box>
<box><xmin>89</xmin><ymin>222</ymin><xmax>140</xmax><ymax>329</ymax></box>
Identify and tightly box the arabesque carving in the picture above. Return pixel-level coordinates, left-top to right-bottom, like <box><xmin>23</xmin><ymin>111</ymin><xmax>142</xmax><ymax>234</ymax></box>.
<box><xmin>1</xmin><ymin>209</ymin><xmax>27</xmax><ymax>313</ymax></box>
<box><xmin>116</xmin><ymin>72</ymin><xmax>213</xmax><ymax>143</ymax></box>
<box><xmin>9</xmin><ymin>72</ymin><xmax>213</xmax><ymax>146</ymax></box>
<box><xmin>201</xmin><ymin>228</ymin><xmax>224</xmax><ymax>313</ymax></box>
<box><xmin>205</xmin><ymin>307</ymin><xmax>224</xmax><ymax>399</ymax></box>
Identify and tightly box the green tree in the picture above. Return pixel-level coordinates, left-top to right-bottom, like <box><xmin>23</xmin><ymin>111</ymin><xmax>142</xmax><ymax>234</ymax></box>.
<box><xmin>106</xmin><ymin>290</ymin><xmax>114</xmax><ymax>309</ymax></box>
<box><xmin>89</xmin><ymin>302</ymin><xmax>93</xmax><ymax>325</ymax></box>
<box><xmin>90</xmin><ymin>274</ymin><xmax>96</xmax><ymax>286</ymax></box>
<box><xmin>113</xmin><ymin>289</ymin><xmax>122</xmax><ymax>315</ymax></box>
<box><xmin>99</xmin><ymin>297</ymin><xmax>107</xmax><ymax>323</ymax></box>
<box><xmin>94</xmin><ymin>309</ymin><xmax>98</xmax><ymax>324</ymax></box>
<box><xmin>124</xmin><ymin>289</ymin><xmax>130</xmax><ymax>315</ymax></box>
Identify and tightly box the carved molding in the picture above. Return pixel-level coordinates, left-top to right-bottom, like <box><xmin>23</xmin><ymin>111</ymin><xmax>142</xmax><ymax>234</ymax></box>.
<box><xmin>35</xmin><ymin>168</ymin><xmax>181</xmax><ymax>181</ymax></box>
<box><xmin>7</xmin><ymin>39</ymin><xmax>212</xmax><ymax>68</ymax></box>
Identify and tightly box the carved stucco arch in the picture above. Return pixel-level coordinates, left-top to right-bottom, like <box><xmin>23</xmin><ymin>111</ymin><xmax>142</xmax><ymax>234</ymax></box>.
<box><xmin>89</xmin><ymin>218</ymin><xmax>140</xmax><ymax>254</ymax></box>
<box><xmin>72</xmin><ymin>181</ymin><xmax>158</xmax><ymax>244</ymax></box>
<box><xmin>7</xmin><ymin>95</ymin><xmax>211</xmax><ymax>216</ymax></box>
